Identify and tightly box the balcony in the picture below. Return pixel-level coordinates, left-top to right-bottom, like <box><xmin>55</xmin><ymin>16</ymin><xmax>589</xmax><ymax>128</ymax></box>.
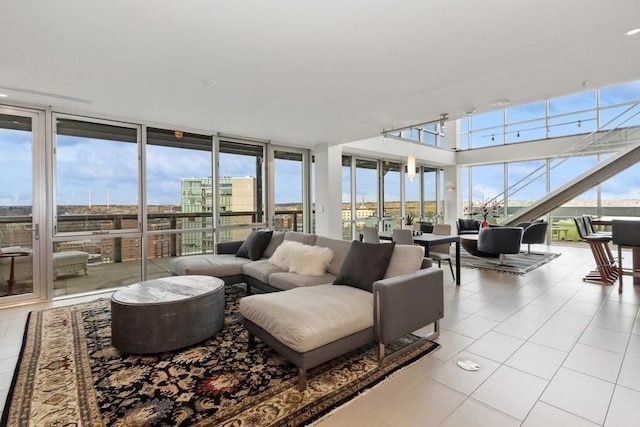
<box><xmin>1</xmin><ymin>210</ymin><xmax>304</xmax><ymax>298</ymax></box>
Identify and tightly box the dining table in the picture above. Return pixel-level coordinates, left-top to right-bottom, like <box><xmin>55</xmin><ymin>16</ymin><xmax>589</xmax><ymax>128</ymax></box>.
<box><xmin>378</xmin><ymin>231</ymin><xmax>461</xmax><ymax>285</ymax></box>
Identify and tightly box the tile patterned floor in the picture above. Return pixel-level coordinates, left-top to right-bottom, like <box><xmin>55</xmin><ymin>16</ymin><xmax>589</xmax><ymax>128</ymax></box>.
<box><xmin>1</xmin><ymin>244</ymin><xmax>639</xmax><ymax>426</ymax></box>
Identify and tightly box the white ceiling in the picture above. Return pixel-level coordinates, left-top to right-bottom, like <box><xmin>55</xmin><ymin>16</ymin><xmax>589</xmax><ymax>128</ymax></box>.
<box><xmin>2</xmin><ymin>0</ymin><xmax>639</xmax><ymax>148</ymax></box>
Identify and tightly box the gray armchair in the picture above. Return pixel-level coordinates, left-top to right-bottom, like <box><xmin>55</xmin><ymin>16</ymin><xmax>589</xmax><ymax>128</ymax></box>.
<box><xmin>477</xmin><ymin>226</ymin><xmax>524</xmax><ymax>265</ymax></box>
<box><xmin>521</xmin><ymin>222</ymin><xmax>549</xmax><ymax>254</ymax></box>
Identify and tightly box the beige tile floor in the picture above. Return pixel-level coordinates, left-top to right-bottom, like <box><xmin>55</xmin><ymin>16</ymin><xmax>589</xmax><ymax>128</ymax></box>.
<box><xmin>1</xmin><ymin>243</ymin><xmax>639</xmax><ymax>426</ymax></box>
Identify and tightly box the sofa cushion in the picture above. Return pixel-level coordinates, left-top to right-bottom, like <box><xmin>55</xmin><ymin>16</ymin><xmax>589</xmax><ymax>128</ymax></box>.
<box><xmin>235</xmin><ymin>230</ymin><xmax>273</xmax><ymax>261</ymax></box>
<box><xmin>262</xmin><ymin>231</ymin><xmax>285</xmax><ymax>258</ymax></box>
<box><xmin>268</xmin><ymin>240</ymin><xmax>305</xmax><ymax>271</ymax></box>
<box><xmin>0</xmin><ymin>246</ymin><xmax>26</xmax><ymax>254</ymax></box>
<box><xmin>458</xmin><ymin>218</ymin><xmax>480</xmax><ymax>233</ymax></box>
<box><xmin>169</xmin><ymin>254</ymin><xmax>251</xmax><ymax>277</ymax></box>
<box><xmin>268</xmin><ymin>271</ymin><xmax>336</xmax><ymax>291</ymax></box>
<box><xmin>289</xmin><ymin>245</ymin><xmax>334</xmax><ymax>276</ymax></box>
<box><xmin>314</xmin><ymin>236</ymin><xmax>352</xmax><ymax>275</ymax></box>
<box><xmin>333</xmin><ymin>241</ymin><xmax>396</xmax><ymax>292</ymax></box>
<box><xmin>384</xmin><ymin>245</ymin><xmax>425</xmax><ymax>278</ymax></box>
<box><xmin>284</xmin><ymin>231</ymin><xmax>317</xmax><ymax>246</ymax></box>
<box><xmin>239</xmin><ymin>284</ymin><xmax>373</xmax><ymax>353</ymax></box>
<box><xmin>242</xmin><ymin>259</ymin><xmax>285</xmax><ymax>284</ymax></box>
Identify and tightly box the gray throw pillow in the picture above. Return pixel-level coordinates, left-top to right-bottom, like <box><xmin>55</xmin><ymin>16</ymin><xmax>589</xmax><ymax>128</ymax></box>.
<box><xmin>236</xmin><ymin>230</ymin><xmax>274</xmax><ymax>261</ymax></box>
<box><xmin>333</xmin><ymin>241</ymin><xmax>396</xmax><ymax>292</ymax></box>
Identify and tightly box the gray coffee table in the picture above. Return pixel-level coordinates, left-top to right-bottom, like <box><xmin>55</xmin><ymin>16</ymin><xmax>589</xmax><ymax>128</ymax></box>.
<box><xmin>111</xmin><ymin>275</ymin><xmax>225</xmax><ymax>353</ymax></box>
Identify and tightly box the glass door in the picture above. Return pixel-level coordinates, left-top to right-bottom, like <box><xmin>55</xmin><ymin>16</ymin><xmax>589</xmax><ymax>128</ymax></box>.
<box><xmin>53</xmin><ymin>115</ymin><xmax>142</xmax><ymax>297</ymax></box>
<box><xmin>272</xmin><ymin>149</ymin><xmax>306</xmax><ymax>232</ymax></box>
<box><xmin>0</xmin><ymin>108</ymin><xmax>44</xmax><ymax>303</ymax></box>
<box><xmin>217</xmin><ymin>138</ymin><xmax>266</xmax><ymax>242</ymax></box>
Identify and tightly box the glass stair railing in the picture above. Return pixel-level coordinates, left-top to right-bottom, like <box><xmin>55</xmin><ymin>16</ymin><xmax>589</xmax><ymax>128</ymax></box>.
<box><xmin>488</xmin><ymin>101</ymin><xmax>640</xmax><ymax>225</ymax></box>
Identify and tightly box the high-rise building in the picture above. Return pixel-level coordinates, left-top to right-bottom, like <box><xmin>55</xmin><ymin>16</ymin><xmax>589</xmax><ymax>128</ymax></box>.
<box><xmin>181</xmin><ymin>176</ymin><xmax>256</xmax><ymax>254</ymax></box>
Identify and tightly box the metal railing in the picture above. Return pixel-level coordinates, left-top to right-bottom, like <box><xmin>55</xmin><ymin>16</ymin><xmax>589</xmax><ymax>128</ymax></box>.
<box><xmin>0</xmin><ymin>209</ymin><xmax>305</xmax><ymax>262</ymax></box>
<box><xmin>477</xmin><ymin>102</ymin><xmax>640</xmax><ymax>223</ymax></box>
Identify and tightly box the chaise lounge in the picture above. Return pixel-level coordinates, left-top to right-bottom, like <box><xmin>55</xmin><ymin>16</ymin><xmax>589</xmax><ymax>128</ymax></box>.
<box><xmin>0</xmin><ymin>247</ymin><xmax>89</xmax><ymax>283</ymax></box>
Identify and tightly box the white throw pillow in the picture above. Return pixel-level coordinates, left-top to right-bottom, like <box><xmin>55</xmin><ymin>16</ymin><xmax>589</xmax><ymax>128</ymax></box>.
<box><xmin>289</xmin><ymin>245</ymin><xmax>334</xmax><ymax>276</ymax></box>
<box><xmin>268</xmin><ymin>240</ymin><xmax>305</xmax><ymax>270</ymax></box>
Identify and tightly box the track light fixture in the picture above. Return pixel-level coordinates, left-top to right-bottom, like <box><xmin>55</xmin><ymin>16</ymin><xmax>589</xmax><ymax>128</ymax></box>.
<box><xmin>439</xmin><ymin>113</ymin><xmax>448</xmax><ymax>130</ymax></box>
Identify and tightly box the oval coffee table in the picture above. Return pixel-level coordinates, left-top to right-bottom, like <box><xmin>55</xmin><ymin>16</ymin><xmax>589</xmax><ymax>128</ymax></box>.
<box><xmin>111</xmin><ymin>275</ymin><xmax>225</xmax><ymax>353</ymax></box>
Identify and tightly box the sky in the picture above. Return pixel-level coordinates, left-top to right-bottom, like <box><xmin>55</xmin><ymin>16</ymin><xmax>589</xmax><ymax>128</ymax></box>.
<box><xmin>0</xmin><ymin>130</ymin><xmax>304</xmax><ymax>206</ymax></box>
<box><xmin>2</xmin><ymin>80</ymin><xmax>640</xmax><ymax>208</ymax></box>
<box><xmin>2</xmin><ymin>128</ymin><xmax>640</xmax><ymax>209</ymax></box>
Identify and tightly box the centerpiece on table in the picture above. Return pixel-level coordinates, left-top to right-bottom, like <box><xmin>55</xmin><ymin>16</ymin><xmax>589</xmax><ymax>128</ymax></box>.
<box><xmin>465</xmin><ymin>198</ymin><xmax>502</xmax><ymax>228</ymax></box>
<box><xmin>403</xmin><ymin>213</ymin><xmax>415</xmax><ymax>231</ymax></box>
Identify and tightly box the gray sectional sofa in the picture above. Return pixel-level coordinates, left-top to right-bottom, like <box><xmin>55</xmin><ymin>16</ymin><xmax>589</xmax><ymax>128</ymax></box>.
<box><xmin>170</xmin><ymin>231</ymin><xmax>444</xmax><ymax>390</ymax></box>
<box><xmin>171</xmin><ymin>231</ymin><xmax>355</xmax><ymax>293</ymax></box>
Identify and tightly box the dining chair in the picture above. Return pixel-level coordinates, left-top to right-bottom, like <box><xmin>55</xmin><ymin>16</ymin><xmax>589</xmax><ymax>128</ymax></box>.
<box><xmin>361</xmin><ymin>226</ymin><xmax>380</xmax><ymax>243</ymax></box>
<box><xmin>429</xmin><ymin>224</ymin><xmax>455</xmax><ymax>279</ymax></box>
<box><xmin>391</xmin><ymin>229</ymin><xmax>414</xmax><ymax>245</ymax></box>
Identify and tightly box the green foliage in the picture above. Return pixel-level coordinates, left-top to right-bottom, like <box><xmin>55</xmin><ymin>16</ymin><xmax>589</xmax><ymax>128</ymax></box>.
<box><xmin>404</xmin><ymin>213</ymin><xmax>415</xmax><ymax>225</ymax></box>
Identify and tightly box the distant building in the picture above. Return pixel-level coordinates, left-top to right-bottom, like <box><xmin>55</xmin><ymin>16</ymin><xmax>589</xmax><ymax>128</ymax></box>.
<box><xmin>181</xmin><ymin>176</ymin><xmax>255</xmax><ymax>254</ymax></box>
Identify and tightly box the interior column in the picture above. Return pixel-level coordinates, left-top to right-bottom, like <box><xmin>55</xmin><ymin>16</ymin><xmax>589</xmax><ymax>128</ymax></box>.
<box><xmin>314</xmin><ymin>143</ymin><xmax>343</xmax><ymax>239</ymax></box>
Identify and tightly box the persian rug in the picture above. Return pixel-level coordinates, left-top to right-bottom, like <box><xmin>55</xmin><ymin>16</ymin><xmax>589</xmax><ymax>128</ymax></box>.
<box><xmin>2</xmin><ymin>284</ymin><xmax>439</xmax><ymax>427</ymax></box>
<box><xmin>457</xmin><ymin>249</ymin><xmax>561</xmax><ymax>275</ymax></box>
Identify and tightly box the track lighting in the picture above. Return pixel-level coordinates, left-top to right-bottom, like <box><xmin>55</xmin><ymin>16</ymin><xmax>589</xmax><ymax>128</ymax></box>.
<box><xmin>381</xmin><ymin>113</ymin><xmax>449</xmax><ymax>140</ymax></box>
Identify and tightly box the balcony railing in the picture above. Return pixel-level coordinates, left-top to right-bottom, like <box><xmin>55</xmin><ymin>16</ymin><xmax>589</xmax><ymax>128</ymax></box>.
<box><xmin>0</xmin><ymin>209</ymin><xmax>305</xmax><ymax>261</ymax></box>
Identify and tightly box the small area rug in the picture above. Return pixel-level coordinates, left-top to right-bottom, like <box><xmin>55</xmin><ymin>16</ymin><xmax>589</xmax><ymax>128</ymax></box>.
<box><xmin>457</xmin><ymin>249</ymin><xmax>561</xmax><ymax>275</ymax></box>
<box><xmin>2</xmin><ymin>284</ymin><xmax>439</xmax><ymax>427</ymax></box>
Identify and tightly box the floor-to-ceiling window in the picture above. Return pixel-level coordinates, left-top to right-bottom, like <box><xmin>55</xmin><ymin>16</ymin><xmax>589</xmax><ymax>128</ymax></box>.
<box><xmin>354</xmin><ymin>159</ymin><xmax>378</xmax><ymax>238</ymax></box>
<box><xmin>506</xmin><ymin>160</ymin><xmax>546</xmax><ymax>216</ymax></box>
<box><xmin>341</xmin><ymin>155</ymin><xmax>444</xmax><ymax>240</ymax></box>
<box><xmin>145</xmin><ymin>128</ymin><xmax>213</xmax><ymax>279</ymax></box>
<box><xmin>0</xmin><ymin>109</ymin><xmax>44</xmax><ymax>304</ymax></box>
<box><xmin>341</xmin><ymin>156</ymin><xmax>353</xmax><ymax>240</ymax></box>
<box><xmin>273</xmin><ymin>149</ymin><xmax>306</xmax><ymax>232</ymax></box>
<box><xmin>53</xmin><ymin>116</ymin><xmax>142</xmax><ymax>296</ymax></box>
<box><xmin>382</xmin><ymin>161</ymin><xmax>402</xmax><ymax>231</ymax></box>
<box><xmin>422</xmin><ymin>168</ymin><xmax>438</xmax><ymax>223</ymax></box>
<box><xmin>217</xmin><ymin>138</ymin><xmax>266</xmax><ymax>242</ymax></box>
<box><xmin>460</xmin><ymin>79</ymin><xmax>640</xmax><ymax>150</ymax></box>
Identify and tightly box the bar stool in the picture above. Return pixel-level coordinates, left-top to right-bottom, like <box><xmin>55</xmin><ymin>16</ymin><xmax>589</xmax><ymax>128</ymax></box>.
<box><xmin>612</xmin><ymin>219</ymin><xmax>640</xmax><ymax>294</ymax></box>
<box><xmin>573</xmin><ymin>217</ymin><xmax>618</xmax><ymax>285</ymax></box>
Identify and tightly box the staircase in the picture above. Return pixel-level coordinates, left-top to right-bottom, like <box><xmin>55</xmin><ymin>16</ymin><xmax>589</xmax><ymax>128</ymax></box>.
<box><xmin>490</xmin><ymin>102</ymin><xmax>640</xmax><ymax>226</ymax></box>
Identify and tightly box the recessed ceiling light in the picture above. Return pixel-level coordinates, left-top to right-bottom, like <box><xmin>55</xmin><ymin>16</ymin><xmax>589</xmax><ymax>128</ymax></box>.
<box><xmin>491</xmin><ymin>99</ymin><xmax>510</xmax><ymax>108</ymax></box>
<box><xmin>0</xmin><ymin>93</ymin><xmax>7</xmax><ymax>98</ymax></box>
<box><xmin>625</xmin><ymin>28</ymin><xmax>640</xmax><ymax>36</ymax></box>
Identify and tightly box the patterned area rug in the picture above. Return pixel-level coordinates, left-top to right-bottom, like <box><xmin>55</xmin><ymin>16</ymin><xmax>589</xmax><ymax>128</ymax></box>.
<box><xmin>457</xmin><ymin>249</ymin><xmax>561</xmax><ymax>275</ymax></box>
<box><xmin>2</xmin><ymin>284</ymin><xmax>439</xmax><ymax>427</ymax></box>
